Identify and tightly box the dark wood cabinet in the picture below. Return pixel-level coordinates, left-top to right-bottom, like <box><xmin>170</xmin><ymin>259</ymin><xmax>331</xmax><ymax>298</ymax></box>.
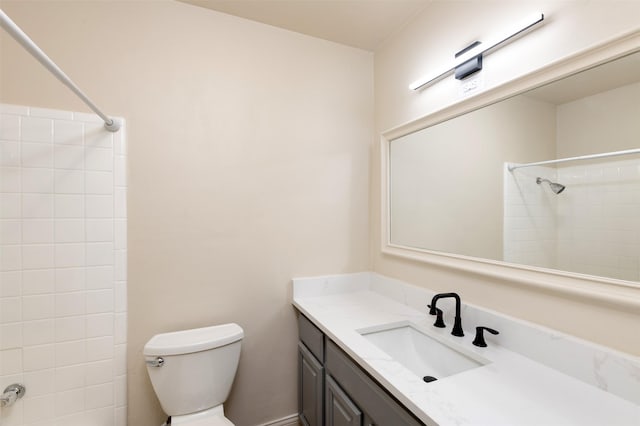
<box><xmin>297</xmin><ymin>312</ymin><xmax>425</xmax><ymax>426</ymax></box>
<box><xmin>299</xmin><ymin>342</ymin><xmax>324</xmax><ymax>426</ymax></box>
<box><xmin>326</xmin><ymin>375</ymin><xmax>362</xmax><ymax>426</ymax></box>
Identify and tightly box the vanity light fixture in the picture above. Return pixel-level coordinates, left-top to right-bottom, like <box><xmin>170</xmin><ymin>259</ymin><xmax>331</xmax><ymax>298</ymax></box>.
<box><xmin>409</xmin><ymin>12</ymin><xmax>545</xmax><ymax>91</ymax></box>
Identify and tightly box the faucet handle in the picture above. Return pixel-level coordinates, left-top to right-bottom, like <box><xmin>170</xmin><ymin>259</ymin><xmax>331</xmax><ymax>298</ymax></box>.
<box><xmin>427</xmin><ymin>305</ymin><xmax>446</xmax><ymax>328</ymax></box>
<box><xmin>472</xmin><ymin>326</ymin><xmax>499</xmax><ymax>347</ymax></box>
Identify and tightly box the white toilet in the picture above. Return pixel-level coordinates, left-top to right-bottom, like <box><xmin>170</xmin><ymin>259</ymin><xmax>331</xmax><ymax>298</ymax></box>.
<box><xmin>144</xmin><ymin>323</ymin><xmax>244</xmax><ymax>426</ymax></box>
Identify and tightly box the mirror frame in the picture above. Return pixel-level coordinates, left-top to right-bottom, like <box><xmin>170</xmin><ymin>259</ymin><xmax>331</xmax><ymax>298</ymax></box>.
<box><xmin>381</xmin><ymin>28</ymin><xmax>640</xmax><ymax>312</ymax></box>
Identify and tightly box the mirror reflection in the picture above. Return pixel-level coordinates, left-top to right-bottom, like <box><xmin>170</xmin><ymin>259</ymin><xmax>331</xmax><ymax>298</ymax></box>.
<box><xmin>389</xmin><ymin>51</ymin><xmax>640</xmax><ymax>282</ymax></box>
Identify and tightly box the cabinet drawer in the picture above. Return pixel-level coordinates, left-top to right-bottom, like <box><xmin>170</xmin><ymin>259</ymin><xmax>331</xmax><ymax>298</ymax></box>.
<box><xmin>298</xmin><ymin>313</ymin><xmax>324</xmax><ymax>362</ymax></box>
<box><xmin>326</xmin><ymin>340</ymin><xmax>424</xmax><ymax>426</ymax></box>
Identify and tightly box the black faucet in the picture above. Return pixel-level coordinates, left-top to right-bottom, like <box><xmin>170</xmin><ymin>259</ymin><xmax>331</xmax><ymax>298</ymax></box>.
<box><xmin>429</xmin><ymin>293</ymin><xmax>464</xmax><ymax>337</ymax></box>
<box><xmin>472</xmin><ymin>326</ymin><xmax>499</xmax><ymax>347</ymax></box>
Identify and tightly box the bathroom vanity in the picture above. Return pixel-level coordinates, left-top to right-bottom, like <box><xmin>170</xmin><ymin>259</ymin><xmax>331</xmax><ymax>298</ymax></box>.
<box><xmin>293</xmin><ymin>273</ymin><xmax>640</xmax><ymax>426</ymax></box>
<box><xmin>298</xmin><ymin>313</ymin><xmax>422</xmax><ymax>426</ymax></box>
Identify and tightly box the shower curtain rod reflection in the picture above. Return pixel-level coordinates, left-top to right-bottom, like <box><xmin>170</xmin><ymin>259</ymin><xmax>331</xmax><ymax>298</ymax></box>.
<box><xmin>508</xmin><ymin>148</ymin><xmax>640</xmax><ymax>171</ymax></box>
<box><xmin>0</xmin><ymin>9</ymin><xmax>121</xmax><ymax>132</ymax></box>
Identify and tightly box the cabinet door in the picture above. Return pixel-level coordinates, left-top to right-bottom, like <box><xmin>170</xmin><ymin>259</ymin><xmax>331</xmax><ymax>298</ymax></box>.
<box><xmin>326</xmin><ymin>375</ymin><xmax>362</xmax><ymax>426</ymax></box>
<box><xmin>299</xmin><ymin>342</ymin><xmax>324</xmax><ymax>426</ymax></box>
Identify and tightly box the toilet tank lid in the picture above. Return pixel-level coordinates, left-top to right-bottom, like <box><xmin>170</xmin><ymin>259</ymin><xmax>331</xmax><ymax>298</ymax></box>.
<box><xmin>144</xmin><ymin>323</ymin><xmax>244</xmax><ymax>356</ymax></box>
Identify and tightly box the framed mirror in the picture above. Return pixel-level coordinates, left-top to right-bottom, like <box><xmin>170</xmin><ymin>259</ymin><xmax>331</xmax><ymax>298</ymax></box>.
<box><xmin>383</xmin><ymin>30</ymin><xmax>640</xmax><ymax>290</ymax></box>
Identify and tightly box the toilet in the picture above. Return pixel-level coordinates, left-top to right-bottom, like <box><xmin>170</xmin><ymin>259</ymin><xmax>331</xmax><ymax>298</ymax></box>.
<box><xmin>144</xmin><ymin>323</ymin><xmax>244</xmax><ymax>425</ymax></box>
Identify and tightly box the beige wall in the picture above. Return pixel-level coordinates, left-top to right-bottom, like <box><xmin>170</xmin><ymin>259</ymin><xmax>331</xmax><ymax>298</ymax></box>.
<box><xmin>0</xmin><ymin>1</ymin><xmax>372</xmax><ymax>425</ymax></box>
<box><xmin>374</xmin><ymin>0</ymin><xmax>640</xmax><ymax>356</ymax></box>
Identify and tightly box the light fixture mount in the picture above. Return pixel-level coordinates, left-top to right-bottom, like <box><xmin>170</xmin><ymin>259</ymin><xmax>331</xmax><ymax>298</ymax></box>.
<box><xmin>409</xmin><ymin>12</ymin><xmax>545</xmax><ymax>91</ymax></box>
<box><xmin>454</xmin><ymin>41</ymin><xmax>483</xmax><ymax>80</ymax></box>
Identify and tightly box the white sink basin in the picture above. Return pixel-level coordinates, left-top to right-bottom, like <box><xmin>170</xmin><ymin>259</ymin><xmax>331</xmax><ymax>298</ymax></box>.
<box><xmin>360</xmin><ymin>322</ymin><xmax>487</xmax><ymax>380</ymax></box>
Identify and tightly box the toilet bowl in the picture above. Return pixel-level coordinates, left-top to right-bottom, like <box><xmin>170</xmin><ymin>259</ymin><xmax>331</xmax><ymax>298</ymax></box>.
<box><xmin>144</xmin><ymin>323</ymin><xmax>243</xmax><ymax>426</ymax></box>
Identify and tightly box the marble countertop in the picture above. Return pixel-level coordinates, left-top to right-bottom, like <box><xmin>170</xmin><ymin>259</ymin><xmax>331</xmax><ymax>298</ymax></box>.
<box><xmin>293</xmin><ymin>273</ymin><xmax>640</xmax><ymax>426</ymax></box>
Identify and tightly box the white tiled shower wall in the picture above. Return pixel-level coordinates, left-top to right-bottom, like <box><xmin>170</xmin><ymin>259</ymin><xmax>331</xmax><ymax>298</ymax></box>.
<box><xmin>0</xmin><ymin>103</ymin><xmax>127</xmax><ymax>426</ymax></box>
<box><xmin>504</xmin><ymin>158</ymin><xmax>640</xmax><ymax>281</ymax></box>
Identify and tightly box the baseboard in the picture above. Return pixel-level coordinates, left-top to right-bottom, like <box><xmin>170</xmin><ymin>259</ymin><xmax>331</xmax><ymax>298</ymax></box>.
<box><xmin>255</xmin><ymin>413</ymin><xmax>299</xmax><ymax>426</ymax></box>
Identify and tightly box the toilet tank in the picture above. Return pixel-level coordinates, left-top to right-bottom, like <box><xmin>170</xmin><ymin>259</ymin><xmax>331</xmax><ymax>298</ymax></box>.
<box><xmin>144</xmin><ymin>323</ymin><xmax>244</xmax><ymax>416</ymax></box>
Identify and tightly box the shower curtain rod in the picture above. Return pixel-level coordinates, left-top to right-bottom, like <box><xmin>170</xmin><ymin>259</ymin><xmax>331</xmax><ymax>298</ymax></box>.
<box><xmin>0</xmin><ymin>9</ymin><xmax>120</xmax><ymax>132</ymax></box>
<box><xmin>508</xmin><ymin>148</ymin><xmax>640</xmax><ymax>171</ymax></box>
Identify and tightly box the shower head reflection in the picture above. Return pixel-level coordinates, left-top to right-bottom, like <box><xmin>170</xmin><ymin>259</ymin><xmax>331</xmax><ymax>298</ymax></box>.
<box><xmin>536</xmin><ymin>177</ymin><xmax>565</xmax><ymax>194</ymax></box>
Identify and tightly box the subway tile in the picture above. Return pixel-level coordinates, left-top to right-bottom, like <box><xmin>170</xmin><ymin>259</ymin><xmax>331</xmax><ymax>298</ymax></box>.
<box><xmin>55</xmin><ymin>268</ymin><xmax>85</xmax><ymax>292</ymax></box>
<box><xmin>114</xmin><ymin>313</ymin><xmax>126</xmax><ymax>345</ymax></box>
<box><xmin>21</xmin><ymin>142</ymin><xmax>53</xmax><ymax>168</ymax></box>
<box><xmin>0</xmin><ymin>271</ymin><xmax>21</xmax><ymax>297</ymax></box>
<box><xmin>55</xmin><ymin>364</ymin><xmax>85</xmax><ymax>391</ymax></box>
<box><xmin>114</xmin><ymin>251</ymin><xmax>126</xmax><ymax>282</ymax></box>
<box><xmin>22</xmin><ymin>244</ymin><xmax>55</xmax><ymax>269</ymax></box>
<box><xmin>23</xmin><ymin>368</ymin><xmax>55</xmax><ymax>397</ymax></box>
<box><xmin>114</xmin><ymin>155</ymin><xmax>126</xmax><ymax>187</ymax></box>
<box><xmin>22</xmin><ymin>394</ymin><xmax>55</xmax><ymax>424</ymax></box>
<box><xmin>85</xmin><ymin>147</ymin><xmax>112</xmax><ymax>172</ymax></box>
<box><xmin>86</xmin><ymin>195</ymin><xmax>113</xmax><ymax>218</ymax></box>
<box><xmin>55</xmin><ymin>243</ymin><xmax>85</xmax><ymax>268</ymax></box>
<box><xmin>0</xmin><ymin>245</ymin><xmax>22</xmax><ymax>271</ymax></box>
<box><xmin>54</xmin><ymin>220</ymin><xmax>85</xmax><ymax>243</ymax></box>
<box><xmin>85</xmin><ymin>170</ymin><xmax>113</xmax><ymax>194</ymax></box>
<box><xmin>0</xmin><ymin>220</ymin><xmax>21</xmax><ymax>244</ymax></box>
<box><xmin>55</xmin><ymin>316</ymin><xmax>86</xmax><ymax>342</ymax></box>
<box><xmin>0</xmin><ymin>193</ymin><xmax>21</xmax><ymax>218</ymax></box>
<box><xmin>0</xmin><ymin>167</ymin><xmax>21</xmax><ymax>191</ymax></box>
<box><xmin>85</xmin><ymin>382</ymin><xmax>113</xmax><ymax>409</ymax></box>
<box><xmin>86</xmin><ymin>242</ymin><xmax>113</xmax><ymax>266</ymax></box>
<box><xmin>114</xmin><ymin>374</ymin><xmax>126</xmax><ymax>407</ymax></box>
<box><xmin>54</xmin><ymin>194</ymin><xmax>84</xmax><ymax>218</ymax></box>
<box><xmin>0</xmin><ymin>113</ymin><xmax>21</xmax><ymax>140</ymax></box>
<box><xmin>53</xmin><ymin>120</ymin><xmax>83</xmax><ymax>145</ymax></box>
<box><xmin>22</xmin><ymin>220</ymin><xmax>54</xmax><ymax>244</ymax></box>
<box><xmin>22</xmin><ymin>193</ymin><xmax>54</xmax><ymax>218</ymax></box>
<box><xmin>0</xmin><ymin>323</ymin><xmax>22</xmax><ymax>349</ymax></box>
<box><xmin>0</xmin><ymin>348</ymin><xmax>23</xmax><ymax>375</ymax></box>
<box><xmin>114</xmin><ymin>188</ymin><xmax>127</xmax><ymax>218</ymax></box>
<box><xmin>86</xmin><ymin>266</ymin><xmax>113</xmax><ymax>290</ymax></box>
<box><xmin>0</xmin><ymin>297</ymin><xmax>21</xmax><ymax>323</ymax></box>
<box><xmin>86</xmin><ymin>219</ymin><xmax>113</xmax><ymax>242</ymax></box>
<box><xmin>23</xmin><ymin>344</ymin><xmax>55</xmax><ymax>372</ymax></box>
<box><xmin>115</xmin><ymin>405</ymin><xmax>127</xmax><ymax>426</ymax></box>
<box><xmin>22</xmin><ymin>168</ymin><xmax>54</xmax><ymax>193</ymax></box>
<box><xmin>55</xmin><ymin>340</ymin><xmax>86</xmax><ymax>368</ymax></box>
<box><xmin>22</xmin><ymin>294</ymin><xmax>54</xmax><ymax>321</ymax></box>
<box><xmin>23</xmin><ymin>319</ymin><xmax>55</xmax><ymax>346</ymax></box>
<box><xmin>22</xmin><ymin>269</ymin><xmax>55</xmax><ymax>295</ymax></box>
<box><xmin>86</xmin><ymin>289</ymin><xmax>113</xmax><ymax>314</ymax></box>
<box><xmin>114</xmin><ymin>344</ymin><xmax>126</xmax><ymax>375</ymax></box>
<box><xmin>54</xmin><ymin>169</ymin><xmax>84</xmax><ymax>194</ymax></box>
<box><xmin>55</xmin><ymin>292</ymin><xmax>85</xmax><ymax>317</ymax></box>
<box><xmin>85</xmin><ymin>123</ymin><xmax>113</xmax><ymax>148</ymax></box>
<box><xmin>85</xmin><ymin>359</ymin><xmax>112</xmax><ymax>386</ymax></box>
<box><xmin>114</xmin><ymin>281</ymin><xmax>127</xmax><ymax>313</ymax></box>
<box><xmin>86</xmin><ymin>313</ymin><xmax>113</xmax><ymax>338</ymax></box>
<box><xmin>0</xmin><ymin>140</ymin><xmax>20</xmax><ymax>166</ymax></box>
<box><xmin>114</xmin><ymin>220</ymin><xmax>126</xmax><ymax>249</ymax></box>
<box><xmin>86</xmin><ymin>336</ymin><xmax>113</xmax><ymax>362</ymax></box>
<box><xmin>0</xmin><ymin>104</ymin><xmax>28</xmax><ymax>114</ymax></box>
<box><xmin>21</xmin><ymin>117</ymin><xmax>52</xmax><ymax>143</ymax></box>
<box><xmin>84</xmin><ymin>406</ymin><xmax>114</xmax><ymax>426</ymax></box>
<box><xmin>113</xmin><ymin>127</ymin><xmax>126</xmax><ymax>156</ymax></box>
<box><xmin>30</xmin><ymin>107</ymin><xmax>73</xmax><ymax>121</ymax></box>
<box><xmin>54</xmin><ymin>145</ymin><xmax>84</xmax><ymax>170</ymax></box>
<box><xmin>54</xmin><ymin>388</ymin><xmax>85</xmax><ymax>417</ymax></box>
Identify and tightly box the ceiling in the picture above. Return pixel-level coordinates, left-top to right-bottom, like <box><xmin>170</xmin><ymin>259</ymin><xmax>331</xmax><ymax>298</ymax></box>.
<box><xmin>177</xmin><ymin>0</ymin><xmax>431</xmax><ymax>51</ymax></box>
